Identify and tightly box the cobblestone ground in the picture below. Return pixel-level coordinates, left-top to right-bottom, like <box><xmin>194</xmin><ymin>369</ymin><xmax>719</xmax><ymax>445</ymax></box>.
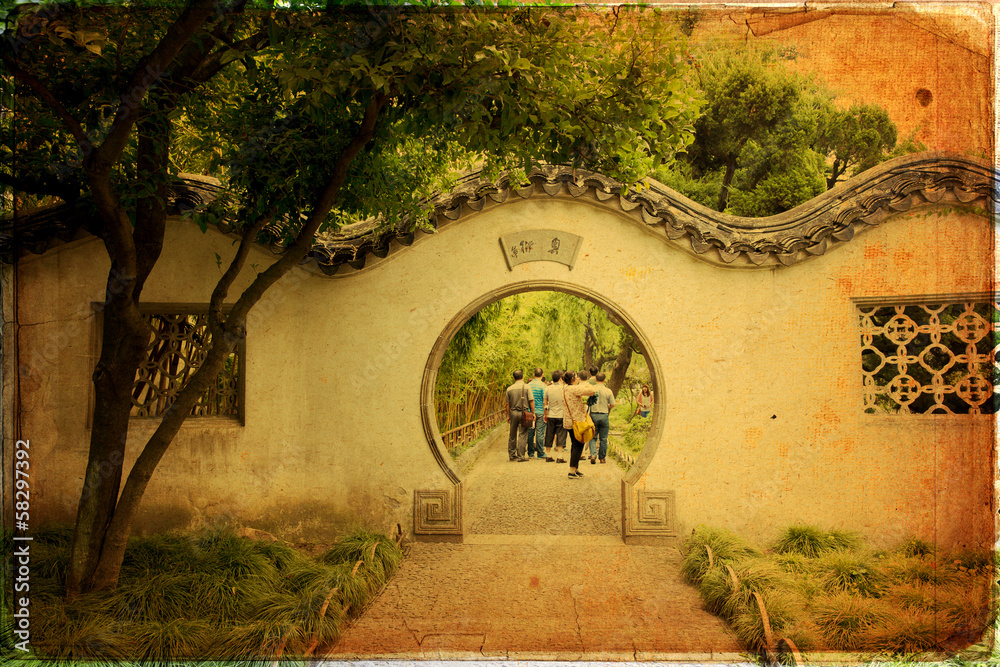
<box><xmin>465</xmin><ymin>430</ymin><xmax>621</xmax><ymax>536</ymax></box>
<box><xmin>327</xmin><ymin>434</ymin><xmax>743</xmax><ymax>660</ymax></box>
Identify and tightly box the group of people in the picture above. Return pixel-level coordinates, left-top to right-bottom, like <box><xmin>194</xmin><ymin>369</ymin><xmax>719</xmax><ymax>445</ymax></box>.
<box><xmin>506</xmin><ymin>366</ymin><xmax>647</xmax><ymax>479</ymax></box>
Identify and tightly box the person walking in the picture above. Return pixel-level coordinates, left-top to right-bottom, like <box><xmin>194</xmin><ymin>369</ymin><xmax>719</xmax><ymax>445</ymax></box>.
<box><xmin>560</xmin><ymin>370</ymin><xmax>597</xmax><ymax>479</ymax></box>
<box><xmin>636</xmin><ymin>384</ymin><xmax>653</xmax><ymax>418</ymax></box>
<box><xmin>527</xmin><ymin>367</ymin><xmax>547</xmax><ymax>459</ymax></box>
<box><xmin>585</xmin><ymin>366</ymin><xmax>598</xmax><ymax>460</ymax></box>
<box><xmin>505</xmin><ymin>370</ymin><xmax>533</xmax><ymax>462</ymax></box>
<box><xmin>543</xmin><ymin>370</ymin><xmax>567</xmax><ymax>462</ymax></box>
<box><xmin>589</xmin><ymin>372</ymin><xmax>616</xmax><ymax>464</ymax></box>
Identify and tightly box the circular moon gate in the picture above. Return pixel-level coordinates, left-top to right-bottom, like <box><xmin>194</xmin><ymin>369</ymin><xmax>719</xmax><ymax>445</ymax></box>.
<box><xmin>419</xmin><ymin>280</ymin><xmax>667</xmax><ymax>541</ymax></box>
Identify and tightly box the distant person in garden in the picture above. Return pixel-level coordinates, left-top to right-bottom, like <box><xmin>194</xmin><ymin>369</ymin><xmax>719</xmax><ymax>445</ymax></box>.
<box><xmin>505</xmin><ymin>369</ymin><xmax>534</xmax><ymax>462</ymax></box>
<box><xmin>585</xmin><ymin>365</ymin><xmax>599</xmax><ymax>457</ymax></box>
<box><xmin>527</xmin><ymin>367</ymin><xmax>547</xmax><ymax>459</ymax></box>
<box><xmin>543</xmin><ymin>370</ymin><xmax>567</xmax><ymax>462</ymax></box>
<box><xmin>588</xmin><ymin>373</ymin><xmax>616</xmax><ymax>464</ymax></box>
<box><xmin>636</xmin><ymin>384</ymin><xmax>653</xmax><ymax>418</ymax></box>
<box><xmin>560</xmin><ymin>370</ymin><xmax>597</xmax><ymax>479</ymax></box>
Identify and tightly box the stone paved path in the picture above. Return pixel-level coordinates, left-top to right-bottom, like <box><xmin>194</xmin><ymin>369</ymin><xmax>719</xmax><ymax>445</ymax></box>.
<box><xmin>464</xmin><ymin>429</ymin><xmax>621</xmax><ymax>536</ymax></box>
<box><xmin>327</xmin><ymin>542</ymin><xmax>743</xmax><ymax>660</ymax></box>
<box><xmin>327</xmin><ymin>432</ymin><xmax>743</xmax><ymax>660</ymax></box>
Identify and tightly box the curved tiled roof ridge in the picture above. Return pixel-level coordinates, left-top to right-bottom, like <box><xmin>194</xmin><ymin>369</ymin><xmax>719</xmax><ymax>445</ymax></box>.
<box><xmin>2</xmin><ymin>152</ymin><xmax>995</xmax><ymax>270</ymax></box>
<box><xmin>307</xmin><ymin>151</ymin><xmax>996</xmax><ymax>273</ymax></box>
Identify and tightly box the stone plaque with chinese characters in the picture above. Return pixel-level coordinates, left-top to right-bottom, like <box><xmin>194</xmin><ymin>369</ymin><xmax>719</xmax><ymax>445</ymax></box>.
<box><xmin>499</xmin><ymin>230</ymin><xmax>583</xmax><ymax>271</ymax></box>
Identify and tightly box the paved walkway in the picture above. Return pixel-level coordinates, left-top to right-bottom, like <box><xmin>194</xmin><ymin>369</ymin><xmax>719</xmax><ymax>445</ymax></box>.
<box><xmin>464</xmin><ymin>428</ymin><xmax>622</xmax><ymax>536</ymax></box>
<box><xmin>327</xmin><ymin>433</ymin><xmax>743</xmax><ymax>660</ymax></box>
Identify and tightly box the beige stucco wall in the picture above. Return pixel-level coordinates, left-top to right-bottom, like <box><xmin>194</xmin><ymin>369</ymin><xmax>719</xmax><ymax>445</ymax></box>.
<box><xmin>15</xmin><ymin>192</ymin><xmax>995</xmax><ymax>549</ymax></box>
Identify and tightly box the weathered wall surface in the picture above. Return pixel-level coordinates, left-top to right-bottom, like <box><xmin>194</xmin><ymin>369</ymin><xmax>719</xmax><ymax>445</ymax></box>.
<box><xmin>693</xmin><ymin>5</ymin><xmax>993</xmax><ymax>156</ymax></box>
<box><xmin>17</xmin><ymin>190</ymin><xmax>994</xmax><ymax>550</ymax></box>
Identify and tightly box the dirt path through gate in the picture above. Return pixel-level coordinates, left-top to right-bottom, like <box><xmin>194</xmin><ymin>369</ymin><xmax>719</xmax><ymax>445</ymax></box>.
<box><xmin>326</xmin><ymin>432</ymin><xmax>743</xmax><ymax>660</ymax></box>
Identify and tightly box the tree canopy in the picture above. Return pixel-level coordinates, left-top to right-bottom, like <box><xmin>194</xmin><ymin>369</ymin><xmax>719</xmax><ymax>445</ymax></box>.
<box><xmin>654</xmin><ymin>43</ymin><xmax>905</xmax><ymax>217</ymax></box>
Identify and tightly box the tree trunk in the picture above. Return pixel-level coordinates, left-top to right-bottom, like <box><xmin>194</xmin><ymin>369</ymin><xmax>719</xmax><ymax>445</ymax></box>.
<box><xmin>606</xmin><ymin>331</ymin><xmax>634</xmax><ymax>397</ymax></box>
<box><xmin>716</xmin><ymin>154</ymin><xmax>738</xmax><ymax>212</ymax></box>
<box><xmin>66</xmin><ymin>292</ymin><xmax>149</xmax><ymax>597</ymax></box>
<box><xmin>74</xmin><ymin>93</ymin><xmax>387</xmax><ymax>593</ymax></box>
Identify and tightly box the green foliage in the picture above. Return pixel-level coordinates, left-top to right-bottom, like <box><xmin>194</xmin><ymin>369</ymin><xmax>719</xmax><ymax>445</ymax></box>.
<box><xmin>435</xmin><ymin>291</ymin><xmax>639</xmax><ymax>431</ymax></box>
<box><xmin>658</xmin><ymin>42</ymin><xmax>900</xmax><ymax>216</ymax></box>
<box><xmin>897</xmin><ymin>536</ymin><xmax>936</xmax><ymax>558</ymax></box>
<box><xmin>22</xmin><ymin>524</ymin><xmax>402</xmax><ymax>661</ymax></box>
<box><xmin>622</xmin><ymin>414</ymin><xmax>651</xmax><ymax>453</ymax></box>
<box><xmin>684</xmin><ymin>524</ymin><xmax>997</xmax><ymax>657</ymax></box>
<box><xmin>772</xmin><ymin>525</ymin><xmax>859</xmax><ymax>557</ymax></box>
<box><xmin>819</xmin><ymin>551</ymin><xmax>887</xmax><ymax>598</ymax></box>
<box><xmin>812</xmin><ymin>593</ymin><xmax>890</xmax><ymax>650</ymax></box>
<box><xmin>318</xmin><ymin>526</ymin><xmax>404</xmax><ymax>594</ymax></box>
<box><xmin>680</xmin><ymin>525</ymin><xmax>758</xmax><ymax>584</ymax></box>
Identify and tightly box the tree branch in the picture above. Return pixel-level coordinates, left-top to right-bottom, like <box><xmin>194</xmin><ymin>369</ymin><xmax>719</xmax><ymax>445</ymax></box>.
<box><xmin>208</xmin><ymin>211</ymin><xmax>272</xmax><ymax>332</ymax></box>
<box><xmin>87</xmin><ymin>0</ymin><xmax>220</xmax><ymax>176</ymax></box>
<box><xmin>227</xmin><ymin>93</ymin><xmax>389</xmax><ymax>325</ymax></box>
<box><xmin>3</xmin><ymin>55</ymin><xmax>90</xmax><ymax>149</ymax></box>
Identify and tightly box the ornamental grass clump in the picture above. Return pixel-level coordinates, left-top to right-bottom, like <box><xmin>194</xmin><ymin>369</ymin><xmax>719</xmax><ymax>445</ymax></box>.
<box><xmin>320</xmin><ymin>526</ymin><xmax>404</xmax><ymax>594</ymax></box>
<box><xmin>819</xmin><ymin>551</ymin><xmax>888</xmax><ymax>598</ymax></box>
<box><xmin>18</xmin><ymin>524</ymin><xmax>404</xmax><ymax>662</ymax></box>
<box><xmin>681</xmin><ymin>524</ymin><xmax>998</xmax><ymax>659</ymax></box>
<box><xmin>812</xmin><ymin>592</ymin><xmax>891</xmax><ymax>650</ymax></box>
<box><xmin>773</xmin><ymin>525</ymin><xmax>860</xmax><ymax>558</ymax></box>
<box><xmin>681</xmin><ymin>525</ymin><xmax>758</xmax><ymax>585</ymax></box>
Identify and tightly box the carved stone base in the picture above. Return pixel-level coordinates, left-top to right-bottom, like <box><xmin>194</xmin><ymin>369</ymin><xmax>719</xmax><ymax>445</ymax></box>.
<box><xmin>622</xmin><ymin>480</ymin><xmax>677</xmax><ymax>545</ymax></box>
<box><xmin>413</xmin><ymin>484</ymin><xmax>462</xmax><ymax>541</ymax></box>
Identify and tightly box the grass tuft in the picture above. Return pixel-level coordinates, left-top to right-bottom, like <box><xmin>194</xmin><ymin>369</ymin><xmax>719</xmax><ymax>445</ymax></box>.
<box><xmin>319</xmin><ymin>526</ymin><xmax>403</xmax><ymax>593</ymax></box>
<box><xmin>812</xmin><ymin>592</ymin><xmax>890</xmax><ymax>650</ymax></box>
<box><xmin>680</xmin><ymin>525</ymin><xmax>758</xmax><ymax>585</ymax></box>
<box><xmin>897</xmin><ymin>536</ymin><xmax>935</xmax><ymax>558</ymax></box>
<box><xmin>773</xmin><ymin>525</ymin><xmax>859</xmax><ymax>558</ymax></box>
<box><xmin>20</xmin><ymin>523</ymin><xmax>403</xmax><ymax>662</ymax></box>
<box><xmin>819</xmin><ymin>550</ymin><xmax>887</xmax><ymax>597</ymax></box>
<box><xmin>858</xmin><ymin>608</ymin><xmax>952</xmax><ymax>654</ymax></box>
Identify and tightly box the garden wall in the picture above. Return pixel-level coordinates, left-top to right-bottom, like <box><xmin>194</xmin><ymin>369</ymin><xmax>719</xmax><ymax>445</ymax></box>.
<box><xmin>11</xmin><ymin>173</ymin><xmax>995</xmax><ymax>550</ymax></box>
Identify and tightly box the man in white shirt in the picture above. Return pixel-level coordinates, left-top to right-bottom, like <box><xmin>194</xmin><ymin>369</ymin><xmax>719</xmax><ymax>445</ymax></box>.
<box><xmin>542</xmin><ymin>370</ymin><xmax>567</xmax><ymax>462</ymax></box>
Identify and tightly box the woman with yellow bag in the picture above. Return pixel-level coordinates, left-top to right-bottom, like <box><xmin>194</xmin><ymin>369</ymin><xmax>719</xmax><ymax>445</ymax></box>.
<box><xmin>559</xmin><ymin>370</ymin><xmax>597</xmax><ymax>479</ymax></box>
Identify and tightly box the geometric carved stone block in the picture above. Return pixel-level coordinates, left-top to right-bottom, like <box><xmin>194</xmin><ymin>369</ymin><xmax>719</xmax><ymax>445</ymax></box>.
<box><xmin>623</xmin><ymin>485</ymin><xmax>677</xmax><ymax>537</ymax></box>
<box><xmin>414</xmin><ymin>484</ymin><xmax>462</xmax><ymax>535</ymax></box>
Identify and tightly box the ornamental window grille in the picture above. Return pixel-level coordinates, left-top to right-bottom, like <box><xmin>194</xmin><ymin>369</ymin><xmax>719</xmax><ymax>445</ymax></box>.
<box><xmin>130</xmin><ymin>312</ymin><xmax>242</xmax><ymax>419</ymax></box>
<box><xmin>859</xmin><ymin>297</ymin><xmax>999</xmax><ymax>415</ymax></box>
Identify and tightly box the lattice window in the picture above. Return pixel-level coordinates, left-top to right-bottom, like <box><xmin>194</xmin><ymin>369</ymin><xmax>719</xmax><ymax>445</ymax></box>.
<box><xmin>131</xmin><ymin>312</ymin><xmax>242</xmax><ymax>419</ymax></box>
<box><xmin>859</xmin><ymin>298</ymin><xmax>999</xmax><ymax>415</ymax></box>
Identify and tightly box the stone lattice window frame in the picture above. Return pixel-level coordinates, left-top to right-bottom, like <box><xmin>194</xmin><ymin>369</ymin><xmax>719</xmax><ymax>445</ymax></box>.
<box><xmin>855</xmin><ymin>293</ymin><xmax>998</xmax><ymax>416</ymax></box>
<box><xmin>93</xmin><ymin>303</ymin><xmax>245</xmax><ymax>423</ymax></box>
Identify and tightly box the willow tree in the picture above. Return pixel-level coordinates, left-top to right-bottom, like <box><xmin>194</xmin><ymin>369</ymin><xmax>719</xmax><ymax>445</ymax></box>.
<box><xmin>2</xmin><ymin>1</ymin><xmax>702</xmax><ymax>594</ymax></box>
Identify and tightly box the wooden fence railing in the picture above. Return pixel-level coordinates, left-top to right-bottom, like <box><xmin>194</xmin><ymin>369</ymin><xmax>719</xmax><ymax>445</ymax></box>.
<box><xmin>441</xmin><ymin>409</ymin><xmax>505</xmax><ymax>452</ymax></box>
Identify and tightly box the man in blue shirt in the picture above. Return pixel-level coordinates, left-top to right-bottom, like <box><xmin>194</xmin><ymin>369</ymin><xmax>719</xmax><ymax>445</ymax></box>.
<box><xmin>526</xmin><ymin>368</ymin><xmax>547</xmax><ymax>459</ymax></box>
